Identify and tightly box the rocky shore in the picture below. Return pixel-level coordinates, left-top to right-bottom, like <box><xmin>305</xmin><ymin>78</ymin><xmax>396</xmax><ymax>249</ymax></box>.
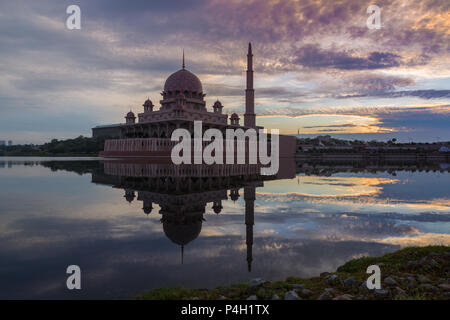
<box><xmin>137</xmin><ymin>246</ymin><xmax>450</xmax><ymax>300</ymax></box>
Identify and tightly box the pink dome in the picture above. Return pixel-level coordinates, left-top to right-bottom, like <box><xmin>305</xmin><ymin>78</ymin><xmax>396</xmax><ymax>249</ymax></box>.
<box><xmin>164</xmin><ymin>69</ymin><xmax>203</xmax><ymax>93</ymax></box>
<box><xmin>126</xmin><ymin>111</ymin><xmax>135</xmax><ymax>118</ymax></box>
<box><xmin>230</xmin><ymin>113</ymin><xmax>239</xmax><ymax>119</ymax></box>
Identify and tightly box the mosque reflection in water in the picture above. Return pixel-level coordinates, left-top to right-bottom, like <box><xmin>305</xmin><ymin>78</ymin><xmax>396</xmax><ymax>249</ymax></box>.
<box><xmin>92</xmin><ymin>159</ymin><xmax>297</xmax><ymax>272</ymax></box>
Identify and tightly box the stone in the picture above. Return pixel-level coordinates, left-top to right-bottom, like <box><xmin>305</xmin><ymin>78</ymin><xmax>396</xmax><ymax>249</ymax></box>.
<box><xmin>292</xmin><ymin>284</ymin><xmax>304</xmax><ymax>290</ymax></box>
<box><xmin>375</xmin><ymin>289</ymin><xmax>389</xmax><ymax>296</ymax></box>
<box><xmin>284</xmin><ymin>290</ymin><xmax>299</xmax><ymax>300</ymax></box>
<box><xmin>333</xmin><ymin>294</ymin><xmax>353</xmax><ymax>300</ymax></box>
<box><xmin>272</xmin><ymin>294</ymin><xmax>280</xmax><ymax>300</ymax></box>
<box><xmin>327</xmin><ymin>274</ymin><xmax>339</xmax><ymax>284</ymax></box>
<box><xmin>407</xmin><ymin>283</ymin><xmax>417</xmax><ymax>289</ymax></box>
<box><xmin>192</xmin><ymin>297</ymin><xmax>199</xmax><ymax>300</ymax></box>
<box><xmin>247</xmin><ymin>295</ymin><xmax>257</xmax><ymax>300</ymax></box>
<box><xmin>320</xmin><ymin>272</ymin><xmax>331</xmax><ymax>278</ymax></box>
<box><xmin>429</xmin><ymin>259</ymin><xmax>438</xmax><ymax>266</ymax></box>
<box><xmin>407</xmin><ymin>276</ymin><xmax>415</xmax><ymax>283</ymax></box>
<box><xmin>218</xmin><ymin>296</ymin><xmax>227</xmax><ymax>300</ymax></box>
<box><xmin>394</xmin><ymin>286</ymin><xmax>406</xmax><ymax>296</ymax></box>
<box><xmin>384</xmin><ymin>277</ymin><xmax>397</xmax><ymax>286</ymax></box>
<box><xmin>344</xmin><ymin>277</ymin><xmax>357</xmax><ymax>287</ymax></box>
<box><xmin>300</xmin><ymin>289</ymin><xmax>313</xmax><ymax>298</ymax></box>
<box><xmin>418</xmin><ymin>275</ymin><xmax>430</xmax><ymax>283</ymax></box>
<box><xmin>438</xmin><ymin>283</ymin><xmax>450</xmax><ymax>291</ymax></box>
<box><xmin>420</xmin><ymin>284</ymin><xmax>438</xmax><ymax>292</ymax></box>
<box><xmin>248</xmin><ymin>278</ymin><xmax>265</xmax><ymax>288</ymax></box>
<box><xmin>317</xmin><ymin>290</ymin><xmax>332</xmax><ymax>300</ymax></box>
<box><xmin>360</xmin><ymin>281</ymin><xmax>370</xmax><ymax>290</ymax></box>
<box><xmin>407</xmin><ymin>260</ymin><xmax>418</xmax><ymax>268</ymax></box>
<box><xmin>430</xmin><ymin>252</ymin><xmax>439</xmax><ymax>257</ymax></box>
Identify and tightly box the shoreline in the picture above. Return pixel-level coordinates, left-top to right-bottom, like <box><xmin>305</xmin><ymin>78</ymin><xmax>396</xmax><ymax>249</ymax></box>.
<box><xmin>137</xmin><ymin>246</ymin><xmax>450</xmax><ymax>300</ymax></box>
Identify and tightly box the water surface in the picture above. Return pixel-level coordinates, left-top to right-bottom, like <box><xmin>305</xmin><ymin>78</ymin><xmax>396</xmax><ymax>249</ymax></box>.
<box><xmin>0</xmin><ymin>157</ymin><xmax>449</xmax><ymax>299</ymax></box>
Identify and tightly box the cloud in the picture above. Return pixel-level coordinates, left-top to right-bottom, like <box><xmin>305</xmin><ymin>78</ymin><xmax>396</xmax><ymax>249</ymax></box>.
<box><xmin>293</xmin><ymin>45</ymin><xmax>402</xmax><ymax>70</ymax></box>
<box><xmin>0</xmin><ymin>0</ymin><xmax>449</xmax><ymax>143</ymax></box>
<box><xmin>340</xmin><ymin>89</ymin><xmax>450</xmax><ymax>99</ymax></box>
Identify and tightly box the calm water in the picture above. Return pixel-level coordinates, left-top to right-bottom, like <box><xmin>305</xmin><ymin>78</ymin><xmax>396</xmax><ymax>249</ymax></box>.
<box><xmin>0</xmin><ymin>157</ymin><xmax>449</xmax><ymax>299</ymax></box>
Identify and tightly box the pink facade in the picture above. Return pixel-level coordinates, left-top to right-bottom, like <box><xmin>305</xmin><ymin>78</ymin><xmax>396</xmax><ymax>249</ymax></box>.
<box><xmin>98</xmin><ymin>44</ymin><xmax>296</xmax><ymax>159</ymax></box>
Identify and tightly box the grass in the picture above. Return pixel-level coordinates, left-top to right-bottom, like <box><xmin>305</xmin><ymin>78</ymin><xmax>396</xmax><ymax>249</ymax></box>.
<box><xmin>136</xmin><ymin>246</ymin><xmax>450</xmax><ymax>300</ymax></box>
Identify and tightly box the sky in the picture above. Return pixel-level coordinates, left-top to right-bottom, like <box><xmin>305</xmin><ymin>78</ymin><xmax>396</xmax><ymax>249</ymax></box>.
<box><xmin>0</xmin><ymin>0</ymin><xmax>449</xmax><ymax>144</ymax></box>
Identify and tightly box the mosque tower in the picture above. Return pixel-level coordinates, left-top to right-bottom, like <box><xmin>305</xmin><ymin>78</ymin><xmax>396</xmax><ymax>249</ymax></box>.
<box><xmin>244</xmin><ymin>43</ymin><xmax>256</xmax><ymax>128</ymax></box>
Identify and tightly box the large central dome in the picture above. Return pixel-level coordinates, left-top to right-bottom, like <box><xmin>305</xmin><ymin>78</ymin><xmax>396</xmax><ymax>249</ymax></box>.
<box><xmin>164</xmin><ymin>69</ymin><xmax>203</xmax><ymax>93</ymax></box>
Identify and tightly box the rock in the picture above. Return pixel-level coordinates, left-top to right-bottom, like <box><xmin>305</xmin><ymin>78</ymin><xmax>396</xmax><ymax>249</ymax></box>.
<box><xmin>333</xmin><ymin>294</ymin><xmax>353</xmax><ymax>300</ymax></box>
<box><xmin>344</xmin><ymin>277</ymin><xmax>357</xmax><ymax>287</ymax></box>
<box><xmin>317</xmin><ymin>290</ymin><xmax>332</xmax><ymax>300</ymax></box>
<box><xmin>418</xmin><ymin>275</ymin><xmax>430</xmax><ymax>283</ymax></box>
<box><xmin>394</xmin><ymin>286</ymin><xmax>406</xmax><ymax>296</ymax></box>
<box><xmin>407</xmin><ymin>276</ymin><xmax>415</xmax><ymax>283</ymax></box>
<box><xmin>300</xmin><ymin>289</ymin><xmax>313</xmax><ymax>298</ymax></box>
<box><xmin>320</xmin><ymin>272</ymin><xmax>331</xmax><ymax>278</ymax></box>
<box><xmin>429</xmin><ymin>259</ymin><xmax>438</xmax><ymax>266</ymax></box>
<box><xmin>407</xmin><ymin>260</ymin><xmax>418</xmax><ymax>268</ymax></box>
<box><xmin>419</xmin><ymin>284</ymin><xmax>438</xmax><ymax>292</ymax></box>
<box><xmin>272</xmin><ymin>294</ymin><xmax>280</xmax><ymax>300</ymax></box>
<box><xmin>384</xmin><ymin>277</ymin><xmax>397</xmax><ymax>286</ymax></box>
<box><xmin>284</xmin><ymin>290</ymin><xmax>299</xmax><ymax>300</ymax></box>
<box><xmin>327</xmin><ymin>274</ymin><xmax>339</xmax><ymax>284</ymax></box>
<box><xmin>248</xmin><ymin>278</ymin><xmax>265</xmax><ymax>288</ymax></box>
<box><xmin>247</xmin><ymin>295</ymin><xmax>257</xmax><ymax>300</ymax></box>
<box><xmin>192</xmin><ymin>297</ymin><xmax>199</xmax><ymax>300</ymax></box>
<box><xmin>438</xmin><ymin>283</ymin><xmax>450</xmax><ymax>291</ymax></box>
<box><xmin>407</xmin><ymin>283</ymin><xmax>417</xmax><ymax>289</ymax></box>
<box><xmin>430</xmin><ymin>252</ymin><xmax>439</xmax><ymax>257</ymax></box>
<box><xmin>375</xmin><ymin>289</ymin><xmax>389</xmax><ymax>296</ymax></box>
<box><xmin>292</xmin><ymin>284</ymin><xmax>304</xmax><ymax>290</ymax></box>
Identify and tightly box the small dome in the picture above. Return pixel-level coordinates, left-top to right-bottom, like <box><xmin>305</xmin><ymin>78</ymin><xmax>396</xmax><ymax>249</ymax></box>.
<box><xmin>212</xmin><ymin>204</ymin><xmax>223</xmax><ymax>214</ymax></box>
<box><xmin>164</xmin><ymin>69</ymin><xmax>203</xmax><ymax>93</ymax></box>
<box><xmin>126</xmin><ymin>111</ymin><xmax>135</xmax><ymax>118</ymax></box>
<box><xmin>143</xmin><ymin>99</ymin><xmax>153</xmax><ymax>106</ymax></box>
<box><xmin>214</xmin><ymin>100</ymin><xmax>222</xmax><ymax>107</ymax></box>
<box><xmin>230</xmin><ymin>113</ymin><xmax>239</xmax><ymax>119</ymax></box>
<box><xmin>143</xmin><ymin>206</ymin><xmax>153</xmax><ymax>215</ymax></box>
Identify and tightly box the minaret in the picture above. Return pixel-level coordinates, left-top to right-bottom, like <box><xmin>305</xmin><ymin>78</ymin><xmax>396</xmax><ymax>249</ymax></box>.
<box><xmin>244</xmin><ymin>186</ymin><xmax>255</xmax><ymax>272</ymax></box>
<box><xmin>244</xmin><ymin>43</ymin><xmax>256</xmax><ymax>128</ymax></box>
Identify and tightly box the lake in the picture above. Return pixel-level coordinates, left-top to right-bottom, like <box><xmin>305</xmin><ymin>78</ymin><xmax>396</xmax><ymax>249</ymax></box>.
<box><xmin>0</xmin><ymin>157</ymin><xmax>449</xmax><ymax>299</ymax></box>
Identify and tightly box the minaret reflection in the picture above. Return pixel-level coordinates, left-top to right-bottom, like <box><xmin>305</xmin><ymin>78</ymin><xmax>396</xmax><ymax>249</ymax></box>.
<box><xmin>92</xmin><ymin>160</ymin><xmax>296</xmax><ymax>271</ymax></box>
<box><xmin>244</xmin><ymin>186</ymin><xmax>255</xmax><ymax>272</ymax></box>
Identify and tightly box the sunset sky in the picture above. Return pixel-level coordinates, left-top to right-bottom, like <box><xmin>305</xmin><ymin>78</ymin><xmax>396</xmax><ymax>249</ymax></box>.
<box><xmin>0</xmin><ymin>0</ymin><xmax>449</xmax><ymax>144</ymax></box>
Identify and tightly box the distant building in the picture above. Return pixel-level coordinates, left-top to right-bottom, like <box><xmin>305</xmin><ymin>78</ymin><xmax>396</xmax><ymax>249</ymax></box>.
<box><xmin>7</xmin><ymin>140</ymin><xmax>12</xmax><ymax>146</ymax></box>
<box><xmin>317</xmin><ymin>135</ymin><xmax>332</xmax><ymax>143</ymax></box>
<box><xmin>0</xmin><ymin>140</ymin><xmax>5</xmax><ymax>146</ymax></box>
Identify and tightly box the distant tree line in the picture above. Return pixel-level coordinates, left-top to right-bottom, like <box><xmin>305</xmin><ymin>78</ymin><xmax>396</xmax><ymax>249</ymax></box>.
<box><xmin>0</xmin><ymin>136</ymin><xmax>108</xmax><ymax>156</ymax></box>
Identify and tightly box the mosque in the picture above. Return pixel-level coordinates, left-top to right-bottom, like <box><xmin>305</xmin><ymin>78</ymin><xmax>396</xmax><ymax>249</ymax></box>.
<box><xmin>91</xmin><ymin>158</ymin><xmax>296</xmax><ymax>270</ymax></box>
<box><xmin>92</xmin><ymin>43</ymin><xmax>296</xmax><ymax>158</ymax></box>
